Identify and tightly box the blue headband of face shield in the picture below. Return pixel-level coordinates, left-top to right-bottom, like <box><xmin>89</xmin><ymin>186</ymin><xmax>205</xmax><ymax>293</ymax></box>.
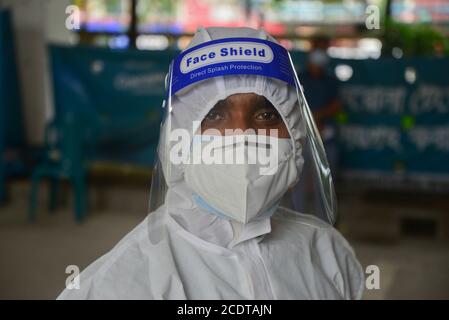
<box><xmin>168</xmin><ymin>37</ymin><xmax>297</xmax><ymax>96</ymax></box>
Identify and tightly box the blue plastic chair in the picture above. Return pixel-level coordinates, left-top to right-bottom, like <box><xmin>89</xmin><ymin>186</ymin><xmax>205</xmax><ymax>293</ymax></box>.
<box><xmin>28</xmin><ymin>113</ymin><xmax>90</xmax><ymax>223</ymax></box>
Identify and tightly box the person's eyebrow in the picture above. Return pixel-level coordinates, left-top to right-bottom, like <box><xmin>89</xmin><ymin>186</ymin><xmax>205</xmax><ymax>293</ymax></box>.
<box><xmin>256</xmin><ymin>96</ymin><xmax>277</xmax><ymax>110</ymax></box>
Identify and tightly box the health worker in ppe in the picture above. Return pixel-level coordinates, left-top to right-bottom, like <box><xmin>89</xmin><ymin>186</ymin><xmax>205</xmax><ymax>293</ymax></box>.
<box><xmin>58</xmin><ymin>27</ymin><xmax>364</xmax><ymax>300</ymax></box>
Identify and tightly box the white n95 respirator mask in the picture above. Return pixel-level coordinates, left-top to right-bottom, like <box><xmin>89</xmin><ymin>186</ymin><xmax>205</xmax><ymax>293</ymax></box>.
<box><xmin>185</xmin><ymin>135</ymin><xmax>300</xmax><ymax>224</ymax></box>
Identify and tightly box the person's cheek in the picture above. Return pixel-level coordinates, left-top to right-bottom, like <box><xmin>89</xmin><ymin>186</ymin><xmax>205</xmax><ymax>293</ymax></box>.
<box><xmin>275</xmin><ymin>123</ymin><xmax>290</xmax><ymax>138</ymax></box>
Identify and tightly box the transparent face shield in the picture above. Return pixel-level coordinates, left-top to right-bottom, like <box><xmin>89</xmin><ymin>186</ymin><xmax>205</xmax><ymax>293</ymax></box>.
<box><xmin>148</xmin><ymin>37</ymin><xmax>337</xmax><ymax>225</ymax></box>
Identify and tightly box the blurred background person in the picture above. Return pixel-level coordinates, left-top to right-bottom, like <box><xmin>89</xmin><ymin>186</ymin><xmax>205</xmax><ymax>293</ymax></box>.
<box><xmin>290</xmin><ymin>38</ymin><xmax>342</xmax><ymax>219</ymax></box>
<box><xmin>301</xmin><ymin>38</ymin><xmax>341</xmax><ymax>173</ymax></box>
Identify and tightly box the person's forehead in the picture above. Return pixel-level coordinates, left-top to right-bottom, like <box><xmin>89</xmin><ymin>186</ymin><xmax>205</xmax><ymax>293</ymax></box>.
<box><xmin>221</xmin><ymin>93</ymin><xmax>268</xmax><ymax>106</ymax></box>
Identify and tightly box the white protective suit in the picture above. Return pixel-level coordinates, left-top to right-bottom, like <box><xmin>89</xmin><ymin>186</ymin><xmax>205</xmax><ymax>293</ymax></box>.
<box><xmin>58</xmin><ymin>27</ymin><xmax>365</xmax><ymax>300</ymax></box>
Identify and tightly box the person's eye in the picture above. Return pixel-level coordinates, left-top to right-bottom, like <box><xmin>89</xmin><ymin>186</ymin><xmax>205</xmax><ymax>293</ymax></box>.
<box><xmin>255</xmin><ymin>111</ymin><xmax>281</xmax><ymax>121</ymax></box>
<box><xmin>204</xmin><ymin>110</ymin><xmax>225</xmax><ymax>121</ymax></box>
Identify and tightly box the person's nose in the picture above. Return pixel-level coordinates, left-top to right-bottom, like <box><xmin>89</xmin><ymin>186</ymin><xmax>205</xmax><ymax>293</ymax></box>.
<box><xmin>230</xmin><ymin>114</ymin><xmax>253</xmax><ymax>132</ymax></box>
